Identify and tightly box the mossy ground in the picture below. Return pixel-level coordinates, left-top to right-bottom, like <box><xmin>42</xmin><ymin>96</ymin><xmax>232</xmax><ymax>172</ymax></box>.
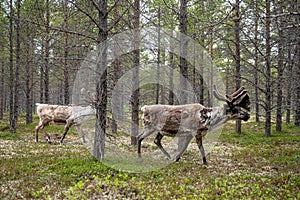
<box><xmin>0</xmin><ymin>116</ymin><xmax>299</xmax><ymax>199</ymax></box>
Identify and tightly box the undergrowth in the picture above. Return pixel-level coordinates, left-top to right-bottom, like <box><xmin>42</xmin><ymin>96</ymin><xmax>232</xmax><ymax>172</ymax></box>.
<box><xmin>0</xmin><ymin>117</ymin><xmax>299</xmax><ymax>199</ymax></box>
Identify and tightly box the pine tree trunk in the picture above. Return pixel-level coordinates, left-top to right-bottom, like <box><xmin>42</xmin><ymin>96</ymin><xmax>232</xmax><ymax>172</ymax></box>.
<box><xmin>63</xmin><ymin>0</ymin><xmax>69</xmax><ymax>105</ymax></box>
<box><xmin>44</xmin><ymin>0</ymin><xmax>50</xmax><ymax>103</ymax></box>
<box><xmin>156</xmin><ymin>12</ymin><xmax>161</xmax><ymax>104</ymax></box>
<box><xmin>294</xmin><ymin>29</ymin><xmax>300</xmax><ymax>126</ymax></box>
<box><xmin>265</xmin><ymin>0</ymin><xmax>272</xmax><ymax>137</ymax></box>
<box><xmin>94</xmin><ymin>0</ymin><xmax>108</xmax><ymax>160</ymax></box>
<box><xmin>25</xmin><ymin>37</ymin><xmax>33</xmax><ymax>125</ymax></box>
<box><xmin>0</xmin><ymin>53</ymin><xmax>4</xmax><ymax>119</ymax></box>
<box><xmin>168</xmin><ymin>45</ymin><xmax>174</xmax><ymax>105</ymax></box>
<box><xmin>178</xmin><ymin>0</ymin><xmax>188</xmax><ymax>150</ymax></box>
<box><xmin>285</xmin><ymin>49</ymin><xmax>292</xmax><ymax>124</ymax></box>
<box><xmin>254</xmin><ymin>0</ymin><xmax>260</xmax><ymax>122</ymax></box>
<box><xmin>179</xmin><ymin>0</ymin><xmax>188</xmax><ymax>105</ymax></box>
<box><xmin>276</xmin><ymin>0</ymin><xmax>284</xmax><ymax>131</ymax></box>
<box><xmin>234</xmin><ymin>0</ymin><xmax>241</xmax><ymax>133</ymax></box>
<box><xmin>131</xmin><ymin>0</ymin><xmax>140</xmax><ymax>145</ymax></box>
<box><xmin>9</xmin><ymin>0</ymin><xmax>15</xmax><ymax>132</ymax></box>
<box><xmin>111</xmin><ymin>0</ymin><xmax>120</xmax><ymax>134</ymax></box>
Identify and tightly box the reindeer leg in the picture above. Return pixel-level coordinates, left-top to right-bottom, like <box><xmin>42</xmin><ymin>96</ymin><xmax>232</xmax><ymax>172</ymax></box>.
<box><xmin>35</xmin><ymin>123</ymin><xmax>43</xmax><ymax>143</ymax></box>
<box><xmin>43</xmin><ymin>129</ymin><xmax>52</xmax><ymax>144</ymax></box>
<box><xmin>174</xmin><ymin>134</ymin><xmax>193</xmax><ymax>162</ymax></box>
<box><xmin>195</xmin><ymin>134</ymin><xmax>207</xmax><ymax>165</ymax></box>
<box><xmin>36</xmin><ymin>120</ymin><xmax>51</xmax><ymax>143</ymax></box>
<box><xmin>137</xmin><ymin>127</ymin><xmax>156</xmax><ymax>158</ymax></box>
<box><xmin>154</xmin><ymin>132</ymin><xmax>171</xmax><ymax>159</ymax></box>
<box><xmin>59</xmin><ymin>120</ymin><xmax>73</xmax><ymax>144</ymax></box>
<box><xmin>77</xmin><ymin>125</ymin><xmax>86</xmax><ymax>143</ymax></box>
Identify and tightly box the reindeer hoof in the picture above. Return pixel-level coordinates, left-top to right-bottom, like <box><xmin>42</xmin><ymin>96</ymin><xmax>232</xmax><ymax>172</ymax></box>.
<box><xmin>173</xmin><ymin>156</ymin><xmax>181</xmax><ymax>162</ymax></box>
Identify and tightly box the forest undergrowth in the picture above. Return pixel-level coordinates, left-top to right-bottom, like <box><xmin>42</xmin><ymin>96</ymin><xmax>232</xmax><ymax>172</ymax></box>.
<box><xmin>0</xmin><ymin>116</ymin><xmax>299</xmax><ymax>199</ymax></box>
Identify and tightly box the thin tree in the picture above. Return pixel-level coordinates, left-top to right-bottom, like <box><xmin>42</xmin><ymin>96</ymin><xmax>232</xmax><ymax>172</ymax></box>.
<box><xmin>254</xmin><ymin>0</ymin><xmax>260</xmax><ymax>122</ymax></box>
<box><xmin>13</xmin><ymin>0</ymin><xmax>21</xmax><ymax>127</ymax></box>
<box><xmin>276</xmin><ymin>0</ymin><xmax>284</xmax><ymax>131</ymax></box>
<box><xmin>131</xmin><ymin>0</ymin><xmax>140</xmax><ymax>145</ymax></box>
<box><xmin>63</xmin><ymin>0</ymin><xmax>69</xmax><ymax>105</ymax></box>
<box><xmin>9</xmin><ymin>0</ymin><xmax>15</xmax><ymax>132</ymax></box>
<box><xmin>233</xmin><ymin>0</ymin><xmax>241</xmax><ymax>133</ymax></box>
<box><xmin>44</xmin><ymin>0</ymin><xmax>50</xmax><ymax>103</ymax></box>
<box><xmin>111</xmin><ymin>0</ymin><xmax>120</xmax><ymax>134</ymax></box>
<box><xmin>0</xmin><ymin>54</ymin><xmax>4</xmax><ymax>119</ymax></box>
<box><xmin>265</xmin><ymin>0</ymin><xmax>272</xmax><ymax>137</ymax></box>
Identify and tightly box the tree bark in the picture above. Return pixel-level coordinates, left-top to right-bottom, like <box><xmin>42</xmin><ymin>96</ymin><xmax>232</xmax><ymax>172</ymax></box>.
<box><xmin>179</xmin><ymin>0</ymin><xmax>188</xmax><ymax>105</ymax></box>
<box><xmin>94</xmin><ymin>0</ymin><xmax>108</xmax><ymax>160</ymax></box>
<box><xmin>0</xmin><ymin>48</ymin><xmax>4</xmax><ymax>119</ymax></box>
<box><xmin>111</xmin><ymin>0</ymin><xmax>120</xmax><ymax>134</ymax></box>
<box><xmin>63</xmin><ymin>0</ymin><xmax>69</xmax><ymax>105</ymax></box>
<box><xmin>294</xmin><ymin>25</ymin><xmax>300</xmax><ymax>126</ymax></box>
<box><xmin>276</xmin><ymin>0</ymin><xmax>284</xmax><ymax>131</ymax></box>
<box><xmin>254</xmin><ymin>0</ymin><xmax>260</xmax><ymax>122</ymax></box>
<box><xmin>168</xmin><ymin>40</ymin><xmax>174</xmax><ymax>105</ymax></box>
<box><xmin>156</xmin><ymin>10</ymin><xmax>161</xmax><ymax>105</ymax></box>
<box><xmin>265</xmin><ymin>0</ymin><xmax>272</xmax><ymax>137</ymax></box>
<box><xmin>285</xmin><ymin>48</ymin><xmax>292</xmax><ymax>124</ymax></box>
<box><xmin>234</xmin><ymin>0</ymin><xmax>241</xmax><ymax>133</ymax></box>
<box><xmin>131</xmin><ymin>0</ymin><xmax>140</xmax><ymax>145</ymax></box>
<box><xmin>44</xmin><ymin>0</ymin><xmax>50</xmax><ymax>103</ymax></box>
<box><xmin>9</xmin><ymin>0</ymin><xmax>15</xmax><ymax>132</ymax></box>
<box><xmin>25</xmin><ymin>35</ymin><xmax>33</xmax><ymax>125</ymax></box>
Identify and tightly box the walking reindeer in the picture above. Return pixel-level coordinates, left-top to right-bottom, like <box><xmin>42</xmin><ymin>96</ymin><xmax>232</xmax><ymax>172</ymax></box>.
<box><xmin>137</xmin><ymin>85</ymin><xmax>250</xmax><ymax>165</ymax></box>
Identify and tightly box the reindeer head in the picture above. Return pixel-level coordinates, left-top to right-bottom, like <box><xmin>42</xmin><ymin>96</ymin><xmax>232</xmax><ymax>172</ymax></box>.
<box><xmin>213</xmin><ymin>85</ymin><xmax>250</xmax><ymax>121</ymax></box>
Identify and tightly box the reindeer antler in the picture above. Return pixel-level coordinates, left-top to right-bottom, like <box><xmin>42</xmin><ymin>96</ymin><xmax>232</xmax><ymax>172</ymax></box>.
<box><xmin>213</xmin><ymin>85</ymin><xmax>248</xmax><ymax>104</ymax></box>
<box><xmin>227</xmin><ymin>87</ymin><xmax>247</xmax><ymax>103</ymax></box>
<box><xmin>231</xmin><ymin>86</ymin><xmax>245</xmax><ymax>97</ymax></box>
<box><xmin>213</xmin><ymin>85</ymin><xmax>227</xmax><ymax>102</ymax></box>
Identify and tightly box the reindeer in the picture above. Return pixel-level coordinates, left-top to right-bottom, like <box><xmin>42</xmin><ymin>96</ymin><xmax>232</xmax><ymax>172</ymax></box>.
<box><xmin>35</xmin><ymin>103</ymin><xmax>94</xmax><ymax>144</ymax></box>
<box><xmin>137</xmin><ymin>85</ymin><xmax>250</xmax><ymax>165</ymax></box>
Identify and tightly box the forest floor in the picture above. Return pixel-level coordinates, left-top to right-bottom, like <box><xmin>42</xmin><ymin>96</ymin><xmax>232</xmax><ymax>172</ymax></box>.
<box><xmin>0</xmin><ymin>116</ymin><xmax>299</xmax><ymax>199</ymax></box>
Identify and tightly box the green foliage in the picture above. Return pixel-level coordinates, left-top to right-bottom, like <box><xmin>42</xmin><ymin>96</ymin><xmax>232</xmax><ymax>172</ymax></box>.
<box><xmin>0</xmin><ymin>119</ymin><xmax>299</xmax><ymax>199</ymax></box>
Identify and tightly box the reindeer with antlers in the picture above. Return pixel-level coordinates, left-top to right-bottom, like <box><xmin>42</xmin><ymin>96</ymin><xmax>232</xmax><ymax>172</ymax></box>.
<box><xmin>137</xmin><ymin>85</ymin><xmax>250</xmax><ymax>165</ymax></box>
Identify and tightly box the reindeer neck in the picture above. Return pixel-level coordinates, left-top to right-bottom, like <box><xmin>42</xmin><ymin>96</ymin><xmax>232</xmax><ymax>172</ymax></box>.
<box><xmin>205</xmin><ymin>104</ymin><xmax>229</xmax><ymax>131</ymax></box>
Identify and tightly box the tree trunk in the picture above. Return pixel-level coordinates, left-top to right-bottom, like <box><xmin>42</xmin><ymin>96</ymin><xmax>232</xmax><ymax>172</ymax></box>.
<box><xmin>94</xmin><ymin>0</ymin><xmax>108</xmax><ymax>160</ymax></box>
<box><xmin>111</xmin><ymin>0</ymin><xmax>120</xmax><ymax>134</ymax></box>
<box><xmin>156</xmin><ymin>12</ymin><xmax>161</xmax><ymax>104</ymax></box>
<box><xmin>25</xmin><ymin>36</ymin><xmax>33</xmax><ymax>125</ymax></box>
<box><xmin>265</xmin><ymin>0</ymin><xmax>272</xmax><ymax>137</ymax></box>
<box><xmin>276</xmin><ymin>0</ymin><xmax>284</xmax><ymax>131</ymax></box>
<box><xmin>294</xmin><ymin>27</ymin><xmax>300</xmax><ymax>126</ymax></box>
<box><xmin>63</xmin><ymin>0</ymin><xmax>69</xmax><ymax>105</ymax></box>
<box><xmin>168</xmin><ymin>42</ymin><xmax>174</xmax><ymax>105</ymax></box>
<box><xmin>179</xmin><ymin>0</ymin><xmax>188</xmax><ymax>105</ymax></box>
<box><xmin>9</xmin><ymin>0</ymin><xmax>15</xmax><ymax>132</ymax></box>
<box><xmin>44</xmin><ymin>0</ymin><xmax>50</xmax><ymax>103</ymax></box>
<box><xmin>254</xmin><ymin>0</ymin><xmax>260</xmax><ymax>122</ymax></box>
<box><xmin>208</xmin><ymin>31</ymin><xmax>214</xmax><ymax>107</ymax></box>
<box><xmin>131</xmin><ymin>0</ymin><xmax>140</xmax><ymax>145</ymax></box>
<box><xmin>178</xmin><ymin>0</ymin><xmax>188</xmax><ymax>150</ymax></box>
<box><xmin>285</xmin><ymin>48</ymin><xmax>292</xmax><ymax>124</ymax></box>
<box><xmin>0</xmin><ymin>51</ymin><xmax>4</xmax><ymax>119</ymax></box>
<box><xmin>234</xmin><ymin>0</ymin><xmax>241</xmax><ymax>133</ymax></box>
